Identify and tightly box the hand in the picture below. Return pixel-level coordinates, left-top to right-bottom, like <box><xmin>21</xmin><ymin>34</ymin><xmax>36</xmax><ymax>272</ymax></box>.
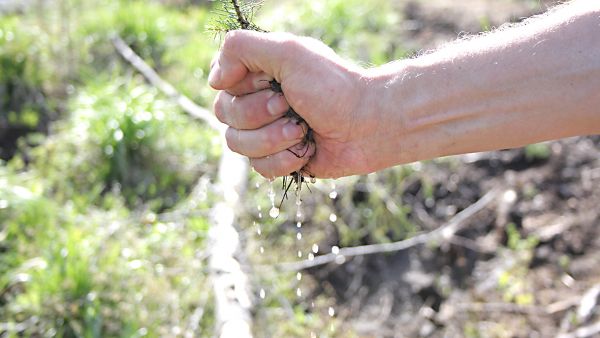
<box><xmin>209</xmin><ymin>30</ymin><xmax>380</xmax><ymax>179</ymax></box>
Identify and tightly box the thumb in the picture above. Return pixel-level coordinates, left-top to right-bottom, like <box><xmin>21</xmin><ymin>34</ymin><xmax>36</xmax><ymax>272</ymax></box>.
<box><xmin>209</xmin><ymin>30</ymin><xmax>297</xmax><ymax>90</ymax></box>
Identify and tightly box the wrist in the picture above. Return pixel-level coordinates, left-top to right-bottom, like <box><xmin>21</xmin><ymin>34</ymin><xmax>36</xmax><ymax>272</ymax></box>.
<box><xmin>359</xmin><ymin>61</ymin><xmax>424</xmax><ymax>171</ymax></box>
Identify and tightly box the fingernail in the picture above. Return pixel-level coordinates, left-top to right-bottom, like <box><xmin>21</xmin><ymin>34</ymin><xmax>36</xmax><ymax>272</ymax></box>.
<box><xmin>208</xmin><ymin>62</ymin><xmax>221</xmax><ymax>87</ymax></box>
<box><xmin>267</xmin><ymin>94</ymin><xmax>285</xmax><ymax>116</ymax></box>
<box><xmin>283</xmin><ymin>121</ymin><xmax>304</xmax><ymax>140</ymax></box>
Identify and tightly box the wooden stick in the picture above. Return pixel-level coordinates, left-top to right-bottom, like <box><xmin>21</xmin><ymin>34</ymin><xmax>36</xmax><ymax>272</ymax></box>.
<box><xmin>111</xmin><ymin>36</ymin><xmax>223</xmax><ymax>131</ymax></box>
<box><xmin>113</xmin><ymin>35</ymin><xmax>253</xmax><ymax>338</ymax></box>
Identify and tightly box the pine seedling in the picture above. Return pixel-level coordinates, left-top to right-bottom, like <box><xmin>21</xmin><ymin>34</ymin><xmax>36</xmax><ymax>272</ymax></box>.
<box><xmin>210</xmin><ymin>0</ymin><xmax>316</xmax><ymax>206</ymax></box>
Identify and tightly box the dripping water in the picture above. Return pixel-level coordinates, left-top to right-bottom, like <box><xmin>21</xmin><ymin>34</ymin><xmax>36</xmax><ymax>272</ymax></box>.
<box><xmin>268</xmin><ymin>179</ymin><xmax>280</xmax><ymax>218</ymax></box>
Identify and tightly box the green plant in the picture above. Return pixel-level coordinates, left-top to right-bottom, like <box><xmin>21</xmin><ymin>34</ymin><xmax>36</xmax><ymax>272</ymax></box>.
<box><xmin>261</xmin><ymin>0</ymin><xmax>403</xmax><ymax>65</ymax></box>
<box><xmin>31</xmin><ymin>77</ymin><xmax>219</xmax><ymax>210</ymax></box>
<box><xmin>496</xmin><ymin>223</ymin><xmax>539</xmax><ymax>305</ymax></box>
<box><xmin>524</xmin><ymin>143</ymin><xmax>551</xmax><ymax>161</ymax></box>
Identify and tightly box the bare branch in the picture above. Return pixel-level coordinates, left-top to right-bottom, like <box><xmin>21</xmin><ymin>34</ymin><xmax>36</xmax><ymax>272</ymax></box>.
<box><xmin>278</xmin><ymin>189</ymin><xmax>499</xmax><ymax>271</ymax></box>
<box><xmin>111</xmin><ymin>35</ymin><xmax>223</xmax><ymax>131</ymax></box>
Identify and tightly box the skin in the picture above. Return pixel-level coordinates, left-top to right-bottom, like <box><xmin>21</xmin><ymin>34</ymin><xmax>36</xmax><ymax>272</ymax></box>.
<box><xmin>209</xmin><ymin>0</ymin><xmax>600</xmax><ymax>179</ymax></box>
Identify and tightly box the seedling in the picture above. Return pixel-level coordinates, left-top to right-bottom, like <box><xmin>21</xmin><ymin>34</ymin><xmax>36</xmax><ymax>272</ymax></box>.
<box><xmin>211</xmin><ymin>0</ymin><xmax>317</xmax><ymax>205</ymax></box>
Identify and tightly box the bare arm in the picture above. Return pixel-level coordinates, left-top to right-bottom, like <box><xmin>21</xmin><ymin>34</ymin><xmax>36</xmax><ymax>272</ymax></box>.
<box><xmin>209</xmin><ymin>0</ymin><xmax>600</xmax><ymax>178</ymax></box>
<box><xmin>362</xmin><ymin>0</ymin><xmax>600</xmax><ymax>172</ymax></box>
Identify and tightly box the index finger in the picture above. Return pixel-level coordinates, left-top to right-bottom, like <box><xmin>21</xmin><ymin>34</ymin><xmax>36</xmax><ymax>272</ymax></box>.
<box><xmin>208</xmin><ymin>30</ymin><xmax>298</xmax><ymax>90</ymax></box>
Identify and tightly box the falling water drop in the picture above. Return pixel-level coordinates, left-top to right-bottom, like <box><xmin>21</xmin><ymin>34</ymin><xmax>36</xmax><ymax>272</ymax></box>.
<box><xmin>269</xmin><ymin>207</ymin><xmax>280</xmax><ymax>218</ymax></box>
<box><xmin>296</xmin><ymin>272</ymin><xmax>302</xmax><ymax>281</ymax></box>
<box><xmin>308</xmin><ymin>253</ymin><xmax>315</xmax><ymax>261</ymax></box>
<box><xmin>329</xmin><ymin>213</ymin><xmax>337</xmax><ymax>222</ymax></box>
<box><xmin>296</xmin><ymin>288</ymin><xmax>302</xmax><ymax>297</ymax></box>
<box><xmin>312</xmin><ymin>243</ymin><xmax>319</xmax><ymax>253</ymax></box>
<box><xmin>259</xmin><ymin>246</ymin><xmax>264</xmax><ymax>254</ymax></box>
<box><xmin>328</xmin><ymin>307</ymin><xmax>335</xmax><ymax>317</ymax></box>
<box><xmin>296</xmin><ymin>221</ymin><xmax>302</xmax><ymax>229</ymax></box>
<box><xmin>295</xmin><ymin>192</ymin><xmax>303</xmax><ymax>220</ymax></box>
<box><xmin>298</xmin><ymin>251</ymin><xmax>303</xmax><ymax>258</ymax></box>
<box><xmin>296</xmin><ymin>232</ymin><xmax>302</xmax><ymax>240</ymax></box>
<box><xmin>331</xmin><ymin>246</ymin><xmax>340</xmax><ymax>255</ymax></box>
<box><xmin>268</xmin><ymin>179</ymin><xmax>276</xmax><ymax>205</ymax></box>
<box><xmin>259</xmin><ymin>288</ymin><xmax>266</xmax><ymax>299</ymax></box>
<box><xmin>268</xmin><ymin>179</ymin><xmax>279</xmax><ymax>218</ymax></box>
<box><xmin>329</xmin><ymin>181</ymin><xmax>338</xmax><ymax>199</ymax></box>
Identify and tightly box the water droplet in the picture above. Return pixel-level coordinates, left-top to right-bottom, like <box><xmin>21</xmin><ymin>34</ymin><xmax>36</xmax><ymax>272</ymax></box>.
<box><xmin>296</xmin><ymin>210</ymin><xmax>302</xmax><ymax>219</ymax></box>
<box><xmin>296</xmin><ymin>272</ymin><xmax>302</xmax><ymax>281</ymax></box>
<box><xmin>257</xmin><ymin>227</ymin><xmax>262</xmax><ymax>236</ymax></box>
<box><xmin>269</xmin><ymin>207</ymin><xmax>280</xmax><ymax>218</ymax></box>
<box><xmin>296</xmin><ymin>221</ymin><xmax>302</xmax><ymax>228</ymax></box>
<box><xmin>296</xmin><ymin>288</ymin><xmax>302</xmax><ymax>297</ymax></box>
<box><xmin>296</xmin><ymin>197</ymin><xmax>302</xmax><ymax>206</ymax></box>
<box><xmin>331</xmin><ymin>246</ymin><xmax>340</xmax><ymax>255</ymax></box>
<box><xmin>268</xmin><ymin>179</ymin><xmax>277</xmax><ymax>210</ymax></box>
<box><xmin>329</xmin><ymin>213</ymin><xmax>337</xmax><ymax>222</ymax></box>
<box><xmin>259</xmin><ymin>288</ymin><xmax>266</xmax><ymax>299</ymax></box>
<box><xmin>308</xmin><ymin>253</ymin><xmax>315</xmax><ymax>261</ymax></box>
<box><xmin>298</xmin><ymin>251</ymin><xmax>303</xmax><ymax>258</ymax></box>
<box><xmin>328</xmin><ymin>307</ymin><xmax>335</xmax><ymax>317</ymax></box>
<box><xmin>258</xmin><ymin>212</ymin><xmax>263</xmax><ymax>219</ymax></box>
<box><xmin>296</xmin><ymin>232</ymin><xmax>302</xmax><ymax>240</ymax></box>
<box><xmin>255</xmin><ymin>182</ymin><xmax>260</xmax><ymax>188</ymax></box>
<box><xmin>312</xmin><ymin>244</ymin><xmax>319</xmax><ymax>253</ymax></box>
<box><xmin>259</xmin><ymin>246</ymin><xmax>264</xmax><ymax>254</ymax></box>
<box><xmin>329</xmin><ymin>191</ymin><xmax>338</xmax><ymax>199</ymax></box>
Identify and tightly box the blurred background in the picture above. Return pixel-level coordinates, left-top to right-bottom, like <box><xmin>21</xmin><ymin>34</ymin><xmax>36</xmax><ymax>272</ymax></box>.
<box><xmin>1</xmin><ymin>0</ymin><xmax>599</xmax><ymax>337</ymax></box>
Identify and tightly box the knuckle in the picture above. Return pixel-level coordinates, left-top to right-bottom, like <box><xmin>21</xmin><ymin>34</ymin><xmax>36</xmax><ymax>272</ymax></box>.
<box><xmin>214</xmin><ymin>96</ymin><xmax>227</xmax><ymax>124</ymax></box>
<box><xmin>224</xmin><ymin>128</ymin><xmax>240</xmax><ymax>153</ymax></box>
<box><xmin>279</xmin><ymin>36</ymin><xmax>301</xmax><ymax>53</ymax></box>
<box><xmin>223</xmin><ymin>30</ymin><xmax>243</xmax><ymax>52</ymax></box>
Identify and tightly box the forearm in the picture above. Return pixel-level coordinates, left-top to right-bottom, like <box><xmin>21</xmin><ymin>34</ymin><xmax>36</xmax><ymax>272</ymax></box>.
<box><xmin>364</xmin><ymin>0</ymin><xmax>600</xmax><ymax>170</ymax></box>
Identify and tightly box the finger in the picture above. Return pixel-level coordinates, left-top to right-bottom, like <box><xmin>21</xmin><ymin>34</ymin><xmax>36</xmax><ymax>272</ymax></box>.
<box><xmin>250</xmin><ymin>142</ymin><xmax>315</xmax><ymax>179</ymax></box>
<box><xmin>226</xmin><ymin>72</ymin><xmax>273</xmax><ymax>96</ymax></box>
<box><xmin>209</xmin><ymin>30</ymin><xmax>298</xmax><ymax>90</ymax></box>
<box><xmin>225</xmin><ymin>118</ymin><xmax>305</xmax><ymax>158</ymax></box>
<box><xmin>214</xmin><ymin>90</ymin><xmax>290</xmax><ymax>130</ymax></box>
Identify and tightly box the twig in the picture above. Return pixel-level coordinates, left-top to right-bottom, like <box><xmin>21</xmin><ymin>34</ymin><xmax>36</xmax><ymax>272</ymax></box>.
<box><xmin>278</xmin><ymin>189</ymin><xmax>499</xmax><ymax>271</ymax></box>
<box><xmin>454</xmin><ymin>302</ymin><xmax>547</xmax><ymax>315</ymax></box>
<box><xmin>557</xmin><ymin>322</ymin><xmax>600</xmax><ymax>338</ymax></box>
<box><xmin>112</xmin><ymin>35</ymin><xmax>253</xmax><ymax>338</ymax></box>
<box><xmin>231</xmin><ymin>0</ymin><xmax>250</xmax><ymax>29</ymax></box>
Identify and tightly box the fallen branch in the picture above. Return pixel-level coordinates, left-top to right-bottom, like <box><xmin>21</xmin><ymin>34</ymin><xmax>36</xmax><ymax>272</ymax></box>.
<box><xmin>111</xmin><ymin>36</ymin><xmax>223</xmax><ymax>131</ymax></box>
<box><xmin>558</xmin><ymin>322</ymin><xmax>600</xmax><ymax>338</ymax></box>
<box><xmin>278</xmin><ymin>189</ymin><xmax>499</xmax><ymax>271</ymax></box>
<box><xmin>113</xmin><ymin>36</ymin><xmax>253</xmax><ymax>338</ymax></box>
